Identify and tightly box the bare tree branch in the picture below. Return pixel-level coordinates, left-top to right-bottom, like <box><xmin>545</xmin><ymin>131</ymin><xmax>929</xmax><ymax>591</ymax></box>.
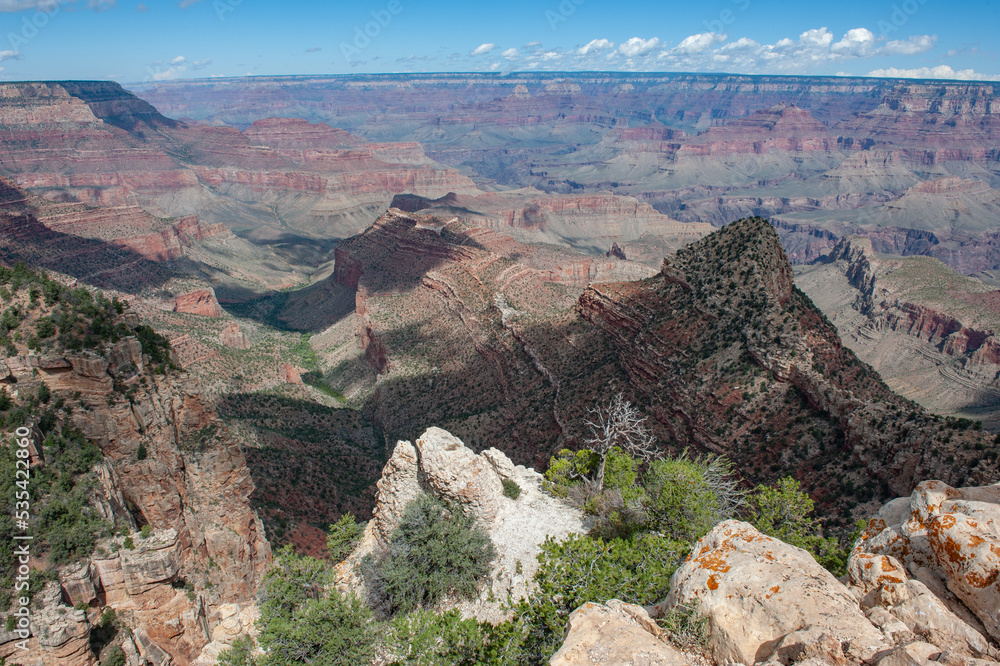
<box><xmin>584</xmin><ymin>392</ymin><xmax>660</xmax><ymax>492</ymax></box>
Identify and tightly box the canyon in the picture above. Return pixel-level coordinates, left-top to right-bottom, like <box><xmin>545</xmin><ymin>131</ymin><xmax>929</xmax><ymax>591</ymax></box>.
<box><xmin>1</xmin><ymin>73</ymin><xmax>1000</xmax><ymax>664</ymax></box>
<box><xmin>131</xmin><ymin>73</ymin><xmax>1000</xmax><ymax>276</ymax></box>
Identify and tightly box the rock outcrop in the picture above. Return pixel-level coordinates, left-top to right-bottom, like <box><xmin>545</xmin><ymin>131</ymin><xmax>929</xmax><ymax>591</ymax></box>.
<box><xmin>219</xmin><ymin>322</ymin><xmax>250</xmax><ymax>349</ymax></box>
<box><xmin>338</xmin><ymin>427</ymin><xmax>587</xmax><ymax>622</ymax></box>
<box><xmin>559</xmin><ymin>483</ymin><xmax>1000</xmax><ymax>665</ymax></box>
<box><xmin>551</xmin><ymin>600</ymin><xmax>694</xmax><ymax>666</ymax></box>
<box><xmin>851</xmin><ymin>480</ymin><xmax>1000</xmax><ymax>647</ymax></box>
<box><xmin>0</xmin><ymin>313</ymin><xmax>271</xmax><ymax>664</ymax></box>
<box><xmin>797</xmin><ymin>237</ymin><xmax>1000</xmax><ymax>425</ymax></box>
<box><xmin>661</xmin><ymin>520</ymin><xmax>888</xmax><ymax>665</ymax></box>
<box><xmin>173</xmin><ymin>288</ymin><xmax>223</xmax><ymax>317</ymax></box>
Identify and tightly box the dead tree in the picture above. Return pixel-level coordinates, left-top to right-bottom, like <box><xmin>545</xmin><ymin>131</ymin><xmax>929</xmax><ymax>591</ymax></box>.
<box><xmin>584</xmin><ymin>392</ymin><xmax>658</xmax><ymax>492</ymax></box>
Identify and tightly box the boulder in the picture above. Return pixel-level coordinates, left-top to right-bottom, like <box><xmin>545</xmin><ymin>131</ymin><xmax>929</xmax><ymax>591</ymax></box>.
<box><xmin>660</xmin><ymin>520</ymin><xmax>887</xmax><ymax>665</ymax></box>
<box><xmin>415</xmin><ymin>427</ymin><xmax>503</xmax><ymax>523</ymax></box>
<box><xmin>121</xmin><ymin>529</ymin><xmax>181</xmax><ymax>607</ymax></box>
<box><xmin>550</xmin><ymin>600</ymin><xmax>693</xmax><ymax>665</ymax></box>
<box><xmin>132</xmin><ymin>626</ymin><xmax>173</xmax><ymax>666</ymax></box>
<box><xmin>107</xmin><ymin>337</ymin><xmax>144</xmax><ymax>376</ymax></box>
<box><xmin>853</xmin><ymin>481</ymin><xmax>1000</xmax><ymax>643</ymax></box>
<box><xmin>873</xmin><ymin>641</ymin><xmax>941</xmax><ymax>666</ymax></box>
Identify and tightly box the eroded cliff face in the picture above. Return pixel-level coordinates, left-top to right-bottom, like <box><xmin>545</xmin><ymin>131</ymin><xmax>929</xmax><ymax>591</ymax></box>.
<box><xmin>0</xmin><ymin>82</ymin><xmax>480</xmax><ymax>245</ymax></box>
<box><xmin>797</xmin><ymin>237</ymin><xmax>1000</xmax><ymax>424</ymax></box>
<box><xmin>0</xmin><ymin>314</ymin><xmax>270</xmax><ymax>664</ymax></box>
<box><xmin>574</xmin><ymin>217</ymin><xmax>998</xmax><ymax>518</ymax></box>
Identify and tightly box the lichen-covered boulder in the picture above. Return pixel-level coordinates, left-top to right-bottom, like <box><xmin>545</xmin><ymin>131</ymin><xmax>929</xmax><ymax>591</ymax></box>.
<box><xmin>660</xmin><ymin>520</ymin><xmax>887</xmax><ymax>665</ymax></box>
<box><xmin>852</xmin><ymin>481</ymin><xmax>1000</xmax><ymax>643</ymax></box>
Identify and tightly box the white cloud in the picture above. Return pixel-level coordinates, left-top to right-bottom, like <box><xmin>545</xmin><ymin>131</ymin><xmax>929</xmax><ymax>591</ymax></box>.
<box><xmin>501</xmin><ymin>47</ymin><xmax>518</xmax><ymax>59</ymax></box>
<box><xmin>866</xmin><ymin>65</ymin><xmax>1000</xmax><ymax>81</ymax></box>
<box><xmin>151</xmin><ymin>65</ymin><xmax>185</xmax><ymax>81</ymax></box>
<box><xmin>0</xmin><ymin>50</ymin><xmax>20</xmax><ymax>62</ymax></box>
<box><xmin>578</xmin><ymin>38</ymin><xmax>613</xmax><ymax>55</ymax></box>
<box><xmin>799</xmin><ymin>27</ymin><xmax>833</xmax><ymax>48</ymax></box>
<box><xmin>305</xmin><ymin>46</ymin><xmax>322</xmax><ymax>53</ymax></box>
<box><xmin>832</xmin><ymin>27</ymin><xmax>876</xmax><ymax>56</ymax></box>
<box><xmin>618</xmin><ymin>37</ymin><xmax>660</xmax><ymax>57</ymax></box>
<box><xmin>669</xmin><ymin>32</ymin><xmax>726</xmax><ymax>55</ymax></box>
<box><xmin>883</xmin><ymin>34</ymin><xmax>936</xmax><ymax>55</ymax></box>
<box><xmin>0</xmin><ymin>0</ymin><xmax>110</xmax><ymax>10</ymax></box>
<box><xmin>469</xmin><ymin>43</ymin><xmax>496</xmax><ymax>56</ymax></box>
<box><xmin>171</xmin><ymin>55</ymin><xmax>186</xmax><ymax>64</ymax></box>
<box><xmin>190</xmin><ymin>58</ymin><xmax>211</xmax><ymax>70</ymax></box>
<box><xmin>720</xmin><ymin>37</ymin><xmax>758</xmax><ymax>51</ymax></box>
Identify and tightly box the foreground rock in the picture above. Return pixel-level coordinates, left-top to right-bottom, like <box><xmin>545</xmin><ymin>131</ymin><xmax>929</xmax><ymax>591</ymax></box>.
<box><xmin>550</xmin><ymin>600</ymin><xmax>697</xmax><ymax>666</ymax></box>
<box><xmin>559</xmin><ymin>482</ymin><xmax>1000</xmax><ymax>665</ymax></box>
<box><xmin>338</xmin><ymin>426</ymin><xmax>587</xmax><ymax>622</ymax></box>
<box><xmin>851</xmin><ymin>480</ymin><xmax>1000</xmax><ymax>649</ymax></box>
<box><xmin>660</xmin><ymin>520</ymin><xmax>888</xmax><ymax>665</ymax></box>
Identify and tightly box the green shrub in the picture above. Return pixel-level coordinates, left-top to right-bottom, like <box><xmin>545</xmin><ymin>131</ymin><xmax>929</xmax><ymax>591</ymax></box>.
<box><xmin>100</xmin><ymin>644</ymin><xmax>127</xmax><ymax>666</ymax></box>
<box><xmin>657</xmin><ymin>601</ymin><xmax>710</xmax><ymax>651</ymax></box>
<box><xmin>363</xmin><ymin>494</ymin><xmax>496</xmax><ymax>617</ymax></box>
<box><xmin>216</xmin><ymin>636</ymin><xmax>256</xmax><ymax>666</ymax></box>
<box><xmin>327</xmin><ymin>513</ymin><xmax>364</xmax><ymax>563</ymax></box>
<box><xmin>140</xmin><ymin>524</ymin><xmax>152</xmax><ymax>539</ymax></box>
<box><xmin>642</xmin><ymin>454</ymin><xmax>742</xmax><ymax>543</ymax></box>
<box><xmin>136</xmin><ymin>443</ymin><xmax>147</xmax><ymax>461</ymax></box>
<box><xmin>744</xmin><ymin>476</ymin><xmax>852</xmax><ymax>576</ymax></box>
<box><xmin>257</xmin><ymin>547</ymin><xmax>374</xmax><ymax>666</ymax></box>
<box><xmin>501</xmin><ymin>479</ymin><xmax>521</xmax><ymax>500</ymax></box>
<box><xmin>123</xmin><ymin>537</ymin><xmax>134</xmax><ymax>551</ymax></box>
<box><xmin>383</xmin><ymin>609</ymin><xmax>486</xmax><ymax>665</ymax></box>
<box><xmin>542</xmin><ymin>448</ymin><xmax>597</xmax><ymax>498</ymax></box>
<box><xmin>499</xmin><ymin>532</ymin><xmax>685</xmax><ymax>663</ymax></box>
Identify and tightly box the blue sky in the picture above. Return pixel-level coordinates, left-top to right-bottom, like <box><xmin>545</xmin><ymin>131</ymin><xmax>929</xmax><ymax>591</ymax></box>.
<box><xmin>0</xmin><ymin>0</ymin><xmax>997</xmax><ymax>82</ymax></box>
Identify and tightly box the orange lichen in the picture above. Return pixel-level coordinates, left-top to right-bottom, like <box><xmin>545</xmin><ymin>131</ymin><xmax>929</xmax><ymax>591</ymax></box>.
<box><xmin>696</xmin><ymin>550</ymin><xmax>732</xmax><ymax>573</ymax></box>
<box><xmin>965</xmin><ymin>570</ymin><xmax>998</xmax><ymax>589</ymax></box>
<box><xmin>707</xmin><ymin>574</ymin><xmax>720</xmax><ymax>590</ymax></box>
